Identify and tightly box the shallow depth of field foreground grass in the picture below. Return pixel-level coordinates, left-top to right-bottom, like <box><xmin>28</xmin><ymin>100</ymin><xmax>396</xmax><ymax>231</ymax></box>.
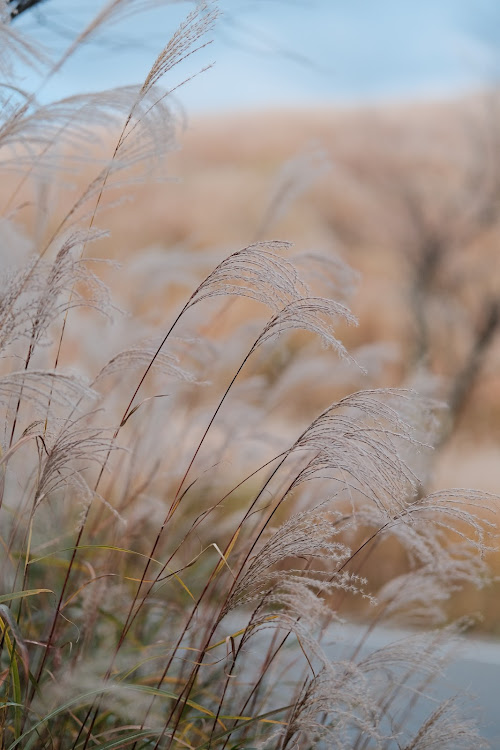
<box><xmin>0</xmin><ymin>2</ymin><xmax>498</xmax><ymax>748</ymax></box>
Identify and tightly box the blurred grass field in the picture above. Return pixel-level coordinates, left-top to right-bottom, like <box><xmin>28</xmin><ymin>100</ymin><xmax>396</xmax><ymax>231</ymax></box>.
<box><xmin>3</xmin><ymin>92</ymin><xmax>500</xmax><ymax>632</ymax></box>
<box><xmin>4</xmin><ymin>95</ymin><xmax>500</xmax><ymax>450</ymax></box>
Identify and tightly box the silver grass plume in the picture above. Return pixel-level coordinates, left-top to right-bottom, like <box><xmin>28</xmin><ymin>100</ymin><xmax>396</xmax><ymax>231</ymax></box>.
<box><xmin>287</xmin><ymin>389</ymin><xmax>419</xmax><ymax>513</ymax></box>
<box><xmin>222</xmin><ymin>391</ymin><xmax>420</xmax><ymax>622</ymax></box>
<box><xmin>32</xmin><ymin>416</ymin><xmax>116</xmax><ymax>509</ymax></box>
<box><xmin>255</xmin><ymin>296</ymin><xmax>357</xmax><ymax>359</ymax></box>
<box><xmin>185</xmin><ymin>243</ymin><xmax>357</xmax><ymax>363</ymax></box>
<box><xmin>187</xmin><ymin>241</ymin><xmax>306</xmax><ymax>313</ymax></box>
<box><xmin>0</xmin><ymin>371</ymin><xmax>96</xmax><ymax>411</ymax></box>
<box><xmin>95</xmin><ymin>341</ymin><xmax>199</xmax><ymax>385</ymax></box>
<box><xmin>224</xmin><ymin>506</ymin><xmax>363</xmax><ymax>617</ymax></box>
<box><xmin>401</xmin><ymin>697</ymin><xmax>488</xmax><ymax>750</ymax></box>
<box><xmin>0</xmin><ymin>88</ymin><xmax>158</xmax><ymax>167</ymax></box>
<box><xmin>277</xmin><ymin>626</ymin><xmax>479</xmax><ymax>749</ymax></box>
<box><xmin>0</xmin><ymin>229</ymin><xmax>112</xmax><ymax>355</ymax></box>
<box><xmin>0</xmin><ymin>4</ymin><xmax>46</xmax><ymax>77</ymax></box>
<box><xmin>138</xmin><ymin>1</ymin><xmax>218</xmax><ymax>99</ymax></box>
<box><xmin>373</xmin><ymin>490</ymin><xmax>495</xmax><ymax>625</ymax></box>
<box><xmin>280</xmin><ymin>665</ymin><xmax>383</xmax><ymax>749</ymax></box>
<box><xmin>295</xmin><ymin>249</ymin><xmax>360</xmax><ymax>303</ymax></box>
<box><xmin>110</xmin><ymin>2</ymin><xmax>218</xmax><ymax>179</ymax></box>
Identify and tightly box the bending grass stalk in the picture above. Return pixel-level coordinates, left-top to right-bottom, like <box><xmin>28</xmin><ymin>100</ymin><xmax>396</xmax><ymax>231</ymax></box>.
<box><xmin>125</xmin><ymin>456</ymin><xmax>293</xmax><ymax>745</ymax></box>
<box><xmin>17</xmin><ymin>6</ymin><xmax>217</xmax><ymax>715</ymax></box>
<box><xmin>72</xmin><ymin>453</ymin><xmax>291</xmax><ymax>747</ymax></box>
<box><xmin>80</xmin><ymin>308</ymin><xmax>302</xmax><ymax>744</ymax></box>
<box><xmin>134</xmin><ymin>404</ymin><xmax>370</xmax><ymax>744</ymax></box>
<box><xmin>28</xmin><ymin>293</ymin><xmax>192</xmax><ymax>719</ymax></box>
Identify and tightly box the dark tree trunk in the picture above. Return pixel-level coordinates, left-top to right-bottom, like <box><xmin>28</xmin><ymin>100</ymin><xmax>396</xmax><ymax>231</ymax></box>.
<box><xmin>8</xmin><ymin>0</ymin><xmax>47</xmax><ymax>20</ymax></box>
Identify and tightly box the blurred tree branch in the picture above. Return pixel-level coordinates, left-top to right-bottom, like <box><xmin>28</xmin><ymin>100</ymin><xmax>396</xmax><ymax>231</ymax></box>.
<box><xmin>8</xmin><ymin>0</ymin><xmax>46</xmax><ymax>20</ymax></box>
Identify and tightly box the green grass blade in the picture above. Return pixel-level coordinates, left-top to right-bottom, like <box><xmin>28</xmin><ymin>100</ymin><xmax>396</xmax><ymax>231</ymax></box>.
<box><xmin>0</xmin><ymin>626</ymin><xmax>23</xmax><ymax>739</ymax></box>
<box><xmin>74</xmin><ymin>729</ymin><xmax>158</xmax><ymax>749</ymax></box>
<box><xmin>6</xmin><ymin>682</ymin><xmax>230</xmax><ymax>748</ymax></box>
<box><xmin>193</xmin><ymin>704</ymin><xmax>293</xmax><ymax>749</ymax></box>
<box><xmin>0</xmin><ymin>589</ymin><xmax>52</xmax><ymax>605</ymax></box>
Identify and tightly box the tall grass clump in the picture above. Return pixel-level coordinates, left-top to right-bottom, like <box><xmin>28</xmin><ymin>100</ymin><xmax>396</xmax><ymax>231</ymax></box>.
<box><xmin>0</xmin><ymin>1</ymin><xmax>496</xmax><ymax>748</ymax></box>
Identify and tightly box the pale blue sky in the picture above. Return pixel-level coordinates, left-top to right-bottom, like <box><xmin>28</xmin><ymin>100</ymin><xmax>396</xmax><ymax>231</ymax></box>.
<box><xmin>13</xmin><ymin>0</ymin><xmax>500</xmax><ymax>112</ymax></box>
